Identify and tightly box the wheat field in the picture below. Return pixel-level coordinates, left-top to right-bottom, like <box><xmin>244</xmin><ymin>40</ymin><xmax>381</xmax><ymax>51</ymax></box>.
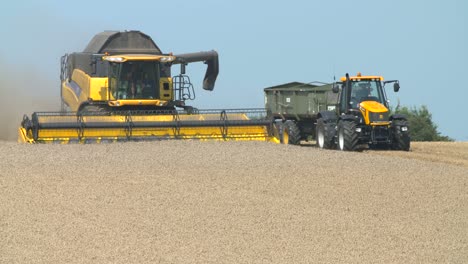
<box><xmin>1</xmin><ymin>141</ymin><xmax>467</xmax><ymax>263</ymax></box>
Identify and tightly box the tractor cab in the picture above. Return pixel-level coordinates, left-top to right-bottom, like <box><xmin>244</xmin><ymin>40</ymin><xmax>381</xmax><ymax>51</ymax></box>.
<box><xmin>339</xmin><ymin>73</ymin><xmax>389</xmax><ymax>112</ymax></box>
<box><xmin>348</xmin><ymin>79</ymin><xmax>386</xmax><ymax>108</ymax></box>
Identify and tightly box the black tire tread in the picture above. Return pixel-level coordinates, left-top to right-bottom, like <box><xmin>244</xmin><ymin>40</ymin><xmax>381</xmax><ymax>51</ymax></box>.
<box><xmin>316</xmin><ymin>118</ymin><xmax>336</xmax><ymax>149</ymax></box>
<box><xmin>339</xmin><ymin>120</ymin><xmax>358</xmax><ymax>151</ymax></box>
<box><xmin>392</xmin><ymin>120</ymin><xmax>410</xmax><ymax>151</ymax></box>
<box><xmin>283</xmin><ymin>120</ymin><xmax>301</xmax><ymax>145</ymax></box>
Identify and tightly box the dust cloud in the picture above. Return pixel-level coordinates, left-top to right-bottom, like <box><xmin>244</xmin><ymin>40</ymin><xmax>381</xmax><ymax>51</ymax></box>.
<box><xmin>0</xmin><ymin>62</ymin><xmax>59</xmax><ymax>141</ymax></box>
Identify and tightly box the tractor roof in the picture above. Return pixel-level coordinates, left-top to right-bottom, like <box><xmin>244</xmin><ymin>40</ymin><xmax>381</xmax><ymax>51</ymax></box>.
<box><xmin>340</xmin><ymin>73</ymin><xmax>384</xmax><ymax>82</ymax></box>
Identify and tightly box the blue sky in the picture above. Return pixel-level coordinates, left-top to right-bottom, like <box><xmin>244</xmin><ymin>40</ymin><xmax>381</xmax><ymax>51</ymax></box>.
<box><xmin>1</xmin><ymin>0</ymin><xmax>467</xmax><ymax>140</ymax></box>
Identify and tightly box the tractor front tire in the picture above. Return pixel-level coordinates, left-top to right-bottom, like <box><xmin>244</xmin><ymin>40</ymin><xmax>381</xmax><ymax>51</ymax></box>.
<box><xmin>337</xmin><ymin>120</ymin><xmax>358</xmax><ymax>151</ymax></box>
<box><xmin>391</xmin><ymin>120</ymin><xmax>410</xmax><ymax>151</ymax></box>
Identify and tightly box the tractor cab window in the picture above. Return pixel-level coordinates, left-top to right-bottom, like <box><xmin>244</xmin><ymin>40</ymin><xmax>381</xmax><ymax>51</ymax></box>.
<box><xmin>110</xmin><ymin>61</ymin><xmax>159</xmax><ymax>100</ymax></box>
<box><xmin>349</xmin><ymin>80</ymin><xmax>384</xmax><ymax>108</ymax></box>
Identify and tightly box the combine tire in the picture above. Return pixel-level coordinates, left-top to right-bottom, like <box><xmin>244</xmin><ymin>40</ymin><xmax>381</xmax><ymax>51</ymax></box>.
<box><xmin>337</xmin><ymin>120</ymin><xmax>358</xmax><ymax>151</ymax></box>
<box><xmin>281</xmin><ymin>120</ymin><xmax>301</xmax><ymax>145</ymax></box>
<box><xmin>391</xmin><ymin>120</ymin><xmax>410</xmax><ymax>151</ymax></box>
<box><xmin>316</xmin><ymin>118</ymin><xmax>336</xmax><ymax>149</ymax></box>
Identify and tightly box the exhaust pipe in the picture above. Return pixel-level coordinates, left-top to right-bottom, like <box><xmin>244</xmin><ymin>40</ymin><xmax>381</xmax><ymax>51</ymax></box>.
<box><xmin>174</xmin><ymin>50</ymin><xmax>219</xmax><ymax>91</ymax></box>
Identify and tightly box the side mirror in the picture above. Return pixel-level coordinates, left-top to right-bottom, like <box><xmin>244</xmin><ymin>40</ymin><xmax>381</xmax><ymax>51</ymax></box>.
<box><xmin>393</xmin><ymin>82</ymin><xmax>400</xmax><ymax>92</ymax></box>
<box><xmin>332</xmin><ymin>84</ymin><xmax>339</xmax><ymax>93</ymax></box>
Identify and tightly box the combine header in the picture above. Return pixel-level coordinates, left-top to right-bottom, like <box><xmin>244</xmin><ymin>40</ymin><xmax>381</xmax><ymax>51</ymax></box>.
<box><xmin>19</xmin><ymin>109</ymin><xmax>276</xmax><ymax>143</ymax></box>
<box><xmin>18</xmin><ymin>31</ymin><xmax>278</xmax><ymax>143</ymax></box>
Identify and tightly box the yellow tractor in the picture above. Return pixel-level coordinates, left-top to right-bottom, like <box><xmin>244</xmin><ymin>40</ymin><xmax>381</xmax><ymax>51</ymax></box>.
<box><xmin>264</xmin><ymin>72</ymin><xmax>409</xmax><ymax>151</ymax></box>
<box><xmin>317</xmin><ymin>72</ymin><xmax>410</xmax><ymax>151</ymax></box>
<box><xmin>19</xmin><ymin>31</ymin><xmax>278</xmax><ymax>143</ymax></box>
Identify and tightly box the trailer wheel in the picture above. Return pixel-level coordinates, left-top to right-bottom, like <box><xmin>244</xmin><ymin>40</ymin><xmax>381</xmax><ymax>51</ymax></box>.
<box><xmin>282</xmin><ymin>120</ymin><xmax>301</xmax><ymax>145</ymax></box>
<box><xmin>316</xmin><ymin>118</ymin><xmax>336</xmax><ymax>149</ymax></box>
<box><xmin>337</xmin><ymin>120</ymin><xmax>358</xmax><ymax>151</ymax></box>
<box><xmin>391</xmin><ymin>120</ymin><xmax>410</xmax><ymax>151</ymax></box>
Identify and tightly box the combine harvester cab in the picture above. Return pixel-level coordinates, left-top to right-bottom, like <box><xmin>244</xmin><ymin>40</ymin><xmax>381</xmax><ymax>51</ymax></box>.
<box><xmin>19</xmin><ymin>31</ymin><xmax>279</xmax><ymax>144</ymax></box>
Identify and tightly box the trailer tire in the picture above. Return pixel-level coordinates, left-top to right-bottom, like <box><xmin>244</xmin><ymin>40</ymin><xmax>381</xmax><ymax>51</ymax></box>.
<box><xmin>391</xmin><ymin>120</ymin><xmax>410</xmax><ymax>151</ymax></box>
<box><xmin>282</xmin><ymin>120</ymin><xmax>301</xmax><ymax>145</ymax></box>
<box><xmin>316</xmin><ymin>118</ymin><xmax>336</xmax><ymax>149</ymax></box>
<box><xmin>337</xmin><ymin>120</ymin><xmax>358</xmax><ymax>151</ymax></box>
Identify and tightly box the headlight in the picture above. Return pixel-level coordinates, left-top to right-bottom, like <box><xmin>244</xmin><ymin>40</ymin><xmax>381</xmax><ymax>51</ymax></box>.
<box><xmin>160</xmin><ymin>56</ymin><xmax>175</xmax><ymax>62</ymax></box>
<box><xmin>355</xmin><ymin>127</ymin><xmax>362</xmax><ymax>133</ymax></box>
<box><xmin>401</xmin><ymin>126</ymin><xmax>408</xmax><ymax>132</ymax></box>
<box><xmin>104</xmin><ymin>57</ymin><xmax>125</xmax><ymax>62</ymax></box>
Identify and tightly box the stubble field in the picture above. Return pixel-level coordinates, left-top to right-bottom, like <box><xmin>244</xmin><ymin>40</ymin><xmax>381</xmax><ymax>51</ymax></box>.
<box><xmin>1</xmin><ymin>141</ymin><xmax>467</xmax><ymax>263</ymax></box>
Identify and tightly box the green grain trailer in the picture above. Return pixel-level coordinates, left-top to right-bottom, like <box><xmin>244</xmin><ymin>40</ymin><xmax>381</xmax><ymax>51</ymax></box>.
<box><xmin>264</xmin><ymin>81</ymin><xmax>338</xmax><ymax>144</ymax></box>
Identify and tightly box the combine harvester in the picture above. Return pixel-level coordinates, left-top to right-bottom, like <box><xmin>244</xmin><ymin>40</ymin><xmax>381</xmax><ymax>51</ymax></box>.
<box><xmin>18</xmin><ymin>31</ymin><xmax>278</xmax><ymax>143</ymax></box>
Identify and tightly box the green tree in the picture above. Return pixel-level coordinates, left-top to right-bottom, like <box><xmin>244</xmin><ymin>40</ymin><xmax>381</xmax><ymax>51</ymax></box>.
<box><xmin>394</xmin><ymin>105</ymin><xmax>452</xmax><ymax>141</ymax></box>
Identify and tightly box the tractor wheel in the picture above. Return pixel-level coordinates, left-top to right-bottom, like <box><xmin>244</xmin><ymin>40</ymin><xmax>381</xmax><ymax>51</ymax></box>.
<box><xmin>316</xmin><ymin>118</ymin><xmax>336</xmax><ymax>149</ymax></box>
<box><xmin>391</xmin><ymin>120</ymin><xmax>410</xmax><ymax>151</ymax></box>
<box><xmin>337</xmin><ymin>120</ymin><xmax>358</xmax><ymax>151</ymax></box>
<box><xmin>281</xmin><ymin>120</ymin><xmax>301</xmax><ymax>145</ymax></box>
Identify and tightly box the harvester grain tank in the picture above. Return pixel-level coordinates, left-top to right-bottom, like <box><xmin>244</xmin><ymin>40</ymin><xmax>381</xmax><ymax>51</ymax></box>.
<box><xmin>19</xmin><ymin>31</ymin><xmax>278</xmax><ymax>143</ymax></box>
<box><xmin>264</xmin><ymin>73</ymin><xmax>410</xmax><ymax>151</ymax></box>
<box><xmin>59</xmin><ymin>30</ymin><xmax>217</xmax><ymax>112</ymax></box>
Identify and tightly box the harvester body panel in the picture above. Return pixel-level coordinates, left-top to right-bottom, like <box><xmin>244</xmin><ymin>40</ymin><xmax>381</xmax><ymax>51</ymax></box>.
<box><xmin>62</xmin><ymin>69</ymin><xmax>109</xmax><ymax>111</ymax></box>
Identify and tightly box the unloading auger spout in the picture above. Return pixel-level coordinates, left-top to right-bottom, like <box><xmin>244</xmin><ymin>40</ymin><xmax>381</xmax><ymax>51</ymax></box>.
<box><xmin>174</xmin><ymin>51</ymin><xmax>219</xmax><ymax>91</ymax></box>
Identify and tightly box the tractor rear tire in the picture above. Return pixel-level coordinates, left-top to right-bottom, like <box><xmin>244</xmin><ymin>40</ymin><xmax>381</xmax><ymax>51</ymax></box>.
<box><xmin>391</xmin><ymin>120</ymin><xmax>410</xmax><ymax>151</ymax></box>
<box><xmin>337</xmin><ymin>120</ymin><xmax>358</xmax><ymax>151</ymax></box>
<box><xmin>316</xmin><ymin>118</ymin><xmax>336</xmax><ymax>149</ymax></box>
<box><xmin>282</xmin><ymin>120</ymin><xmax>301</xmax><ymax>145</ymax></box>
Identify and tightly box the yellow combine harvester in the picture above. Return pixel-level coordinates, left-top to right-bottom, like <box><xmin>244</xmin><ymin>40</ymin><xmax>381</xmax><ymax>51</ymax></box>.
<box><xmin>19</xmin><ymin>31</ymin><xmax>278</xmax><ymax>143</ymax></box>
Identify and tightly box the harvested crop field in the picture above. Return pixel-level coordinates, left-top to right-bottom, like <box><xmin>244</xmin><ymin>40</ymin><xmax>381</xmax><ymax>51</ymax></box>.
<box><xmin>1</xmin><ymin>141</ymin><xmax>467</xmax><ymax>263</ymax></box>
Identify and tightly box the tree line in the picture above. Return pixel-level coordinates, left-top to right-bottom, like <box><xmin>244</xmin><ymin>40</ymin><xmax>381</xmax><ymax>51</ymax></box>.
<box><xmin>394</xmin><ymin>105</ymin><xmax>452</xmax><ymax>141</ymax></box>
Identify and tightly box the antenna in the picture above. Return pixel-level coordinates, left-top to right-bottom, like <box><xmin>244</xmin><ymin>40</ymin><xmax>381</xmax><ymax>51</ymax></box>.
<box><xmin>333</xmin><ymin>64</ymin><xmax>336</xmax><ymax>82</ymax></box>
